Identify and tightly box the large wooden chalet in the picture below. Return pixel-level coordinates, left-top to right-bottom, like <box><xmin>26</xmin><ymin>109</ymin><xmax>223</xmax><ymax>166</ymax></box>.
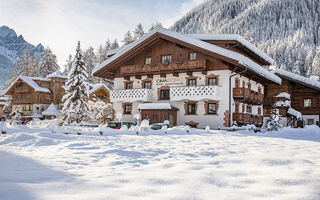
<box><xmin>93</xmin><ymin>27</ymin><xmax>281</xmax><ymax>129</ymax></box>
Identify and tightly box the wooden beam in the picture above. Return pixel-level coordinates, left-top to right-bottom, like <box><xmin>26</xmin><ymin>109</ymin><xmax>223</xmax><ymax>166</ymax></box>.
<box><xmin>160</xmin><ymin>73</ymin><xmax>166</xmax><ymax>78</ymax></box>
<box><xmin>135</xmin><ymin>75</ymin><xmax>141</xmax><ymax>80</ymax></box>
<box><xmin>173</xmin><ymin>72</ymin><xmax>179</xmax><ymax>77</ymax></box>
<box><xmin>201</xmin><ymin>70</ymin><xmax>207</xmax><ymax>75</ymax></box>
<box><xmin>124</xmin><ymin>76</ymin><xmax>130</xmax><ymax>81</ymax></box>
<box><xmin>147</xmin><ymin>74</ymin><xmax>153</xmax><ymax>79</ymax></box>
<box><xmin>187</xmin><ymin>71</ymin><xmax>193</xmax><ymax>76</ymax></box>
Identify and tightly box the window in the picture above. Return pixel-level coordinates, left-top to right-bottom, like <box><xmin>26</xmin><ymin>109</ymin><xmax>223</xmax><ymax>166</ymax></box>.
<box><xmin>307</xmin><ymin>119</ymin><xmax>314</xmax><ymax>125</ymax></box>
<box><xmin>161</xmin><ymin>55</ymin><xmax>172</xmax><ymax>63</ymax></box>
<box><xmin>187</xmin><ymin>103</ymin><xmax>196</xmax><ymax>114</ymax></box>
<box><xmin>207</xmin><ymin>103</ymin><xmax>216</xmax><ymax>114</ymax></box>
<box><xmin>208</xmin><ymin>78</ymin><xmax>217</xmax><ymax>86</ymax></box>
<box><xmin>246</xmin><ymin>105</ymin><xmax>252</xmax><ymax>113</ymax></box>
<box><xmin>144</xmin><ymin>81</ymin><xmax>151</xmax><ymax>89</ymax></box>
<box><xmin>124</xmin><ymin>104</ymin><xmax>131</xmax><ymax>114</ymax></box>
<box><xmin>235</xmin><ymin>79</ymin><xmax>239</xmax><ymax>88</ymax></box>
<box><xmin>160</xmin><ymin>89</ymin><xmax>170</xmax><ymax>100</ymax></box>
<box><xmin>145</xmin><ymin>57</ymin><xmax>151</xmax><ymax>64</ymax></box>
<box><xmin>188</xmin><ymin>79</ymin><xmax>196</xmax><ymax>86</ymax></box>
<box><xmin>304</xmin><ymin>99</ymin><xmax>312</xmax><ymax>107</ymax></box>
<box><xmin>189</xmin><ymin>52</ymin><xmax>196</xmax><ymax>60</ymax></box>
<box><xmin>125</xmin><ymin>82</ymin><xmax>133</xmax><ymax>89</ymax></box>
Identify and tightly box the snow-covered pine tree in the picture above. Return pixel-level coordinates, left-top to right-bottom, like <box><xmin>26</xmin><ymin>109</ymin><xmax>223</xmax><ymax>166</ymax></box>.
<box><xmin>59</xmin><ymin>41</ymin><xmax>93</xmax><ymax>126</ymax></box>
<box><xmin>96</xmin><ymin>45</ymin><xmax>105</xmax><ymax>64</ymax></box>
<box><xmin>122</xmin><ymin>31</ymin><xmax>134</xmax><ymax>45</ymax></box>
<box><xmin>11</xmin><ymin>107</ymin><xmax>22</xmax><ymax>125</ymax></box>
<box><xmin>149</xmin><ymin>22</ymin><xmax>162</xmax><ymax>31</ymax></box>
<box><xmin>133</xmin><ymin>23</ymin><xmax>145</xmax><ymax>40</ymax></box>
<box><xmin>64</xmin><ymin>54</ymin><xmax>73</xmax><ymax>74</ymax></box>
<box><xmin>38</xmin><ymin>47</ymin><xmax>60</xmax><ymax>77</ymax></box>
<box><xmin>312</xmin><ymin>47</ymin><xmax>320</xmax><ymax>76</ymax></box>
<box><xmin>83</xmin><ymin>46</ymin><xmax>96</xmax><ymax>81</ymax></box>
<box><xmin>110</xmin><ymin>39</ymin><xmax>119</xmax><ymax>50</ymax></box>
<box><xmin>6</xmin><ymin>47</ymin><xmax>39</xmax><ymax>87</ymax></box>
<box><xmin>267</xmin><ymin>108</ymin><xmax>283</xmax><ymax>131</ymax></box>
<box><xmin>103</xmin><ymin>39</ymin><xmax>111</xmax><ymax>57</ymax></box>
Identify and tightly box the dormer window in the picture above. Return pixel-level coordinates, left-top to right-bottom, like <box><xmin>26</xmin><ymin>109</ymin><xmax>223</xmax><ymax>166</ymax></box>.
<box><xmin>125</xmin><ymin>82</ymin><xmax>133</xmax><ymax>89</ymax></box>
<box><xmin>161</xmin><ymin>55</ymin><xmax>172</xmax><ymax>63</ymax></box>
<box><xmin>189</xmin><ymin>52</ymin><xmax>196</xmax><ymax>60</ymax></box>
<box><xmin>145</xmin><ymin>57</ymin><xmax>151</xmax><ymax>65</ymax></box>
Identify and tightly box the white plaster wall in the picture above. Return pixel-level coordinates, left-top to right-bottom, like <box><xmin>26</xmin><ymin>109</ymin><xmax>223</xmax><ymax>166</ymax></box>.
<box><xmin>112</xmin><ymin>70</ymin><xmax>264</xmax><ymax>129</ymax></box>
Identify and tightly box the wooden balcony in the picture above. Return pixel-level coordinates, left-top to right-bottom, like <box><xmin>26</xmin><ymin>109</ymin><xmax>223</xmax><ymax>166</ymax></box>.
<box><xmin>233</xmin><ymin>113</ymin><xmax>264</xmax><ymax>127</ymax></box>
<box><xmin>119</xmin><ymin>59</ymin><xmax>207</xmax><ymax>75</ymax></box>
<box><xmin>233</xmin><ymin>88</ymin><xmax>250</xmax><ymax>99</ymax></box>
<box><xmin>232</xmin><ymin>113</ymin><xmax>244</xmax><ymax>123</ymax></box>
<box><xmin>233</xmin><ymin>88</ymin><xmax>263</xmax><ymax>105</ymax></box>
<box><xmin>12</xmin><ymin>99</ymin><xmax>32</xmax><ymax>104</ymax></box>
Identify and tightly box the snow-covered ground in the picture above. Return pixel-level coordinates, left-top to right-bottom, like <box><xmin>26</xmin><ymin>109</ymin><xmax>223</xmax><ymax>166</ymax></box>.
<box><xmin>0</xmin><ymin>124</ymin><xmax>320</xmax><ymax>200</ymax></box>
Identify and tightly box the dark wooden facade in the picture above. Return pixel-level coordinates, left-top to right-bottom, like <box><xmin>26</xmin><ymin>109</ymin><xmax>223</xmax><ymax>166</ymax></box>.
<box><xmin>264</xmin><ymin>77</ymin><xmax>320</xmax><ymax>126</ymax></box>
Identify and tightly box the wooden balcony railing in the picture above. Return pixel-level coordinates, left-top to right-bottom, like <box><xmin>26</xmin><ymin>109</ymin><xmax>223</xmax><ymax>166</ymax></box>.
<box><xmin>233</xmin><ymin>88</ymin><xmax>263</xmax><ymax>105</ymax></box>
<box><xmin>119</xmin><ymin>59</ymin><xmax>207</xmax><ymax>75</ymax></box>
<box><xmin>233</xmin><ymin>113</ymin><xmax>264</xmax><ymax>127</ymax></box>
<box><xmin>12</xmin><ymin>99</ymin><xmax>32</xmax><ymax>104</ymax></box>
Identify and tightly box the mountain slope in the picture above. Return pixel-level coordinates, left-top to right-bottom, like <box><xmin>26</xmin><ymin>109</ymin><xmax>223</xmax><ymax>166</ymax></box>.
<box><xmin>171</xmin><ymin>0</ymin><xmax>320</xmax><ymax>77</ymax></box>
<box><xmin>0</xmin><ymin>25</ymin><xmax>44</xmax><ymax>88</ymax></box>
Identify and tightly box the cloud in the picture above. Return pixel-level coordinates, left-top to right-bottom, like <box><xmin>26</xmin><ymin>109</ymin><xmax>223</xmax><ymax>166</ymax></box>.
<box><xmin>0</xmin><ymin>0</ymin><xmax>205</xmax><ymax>67</ymax></box>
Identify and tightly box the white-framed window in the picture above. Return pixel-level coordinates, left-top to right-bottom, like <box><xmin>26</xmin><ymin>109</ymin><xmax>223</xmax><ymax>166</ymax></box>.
<box><xmin>161</xmin><ymin>55</ymin><xmax>172</xmax><ymax>63</ymax></box>
<box><xmin>304</xmin><ymin>99</ymin><xmax>312</xmax><ymax>107</ymax></box>
<box><xmin>188</xmin><ymin>79</ymin><xmax>196</xmax><ymax>86</ymax></box>
<box><xmin>208</xmin><ymin>78</ymin><xmax>217</xmax><ymax>86</ymax></box>
<box><xmin>145</xmin><ymin>57</ymin><xmax>151</xmax><ymax>64</ymax></box>
<box><xmin>207</xmin><ymin>103</ymin><xmax>216</xmax><ymax>114</ymax></box>
<box><xmin>189</xmin><ymin>52</ymin><xmax>196</xmax><ymax>60</ymax></box>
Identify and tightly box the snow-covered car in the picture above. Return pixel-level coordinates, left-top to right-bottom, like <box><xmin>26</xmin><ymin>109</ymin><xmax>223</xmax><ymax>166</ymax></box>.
<box><xmin>107</xmin><ymin>121</ymin><xmax>135</xmax><ymax>129</ymax></box>
<box><xmin>150</xmin><ymin>123</ymin><xmax>173</xmax><ymax>130</ymax></box>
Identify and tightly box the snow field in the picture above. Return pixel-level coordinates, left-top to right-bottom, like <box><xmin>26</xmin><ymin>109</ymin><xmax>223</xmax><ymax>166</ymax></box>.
<box><xmin>0</xmin><ymin>125</ymin><xmax>320</xmax><ymax>200</ymax></box>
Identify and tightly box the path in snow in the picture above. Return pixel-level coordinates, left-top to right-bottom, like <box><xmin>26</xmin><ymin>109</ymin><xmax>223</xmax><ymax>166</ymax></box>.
<box><xmin>0</xmin><ymin>127</ymin><xmax>320</xmax><ymax>200</ymax></box>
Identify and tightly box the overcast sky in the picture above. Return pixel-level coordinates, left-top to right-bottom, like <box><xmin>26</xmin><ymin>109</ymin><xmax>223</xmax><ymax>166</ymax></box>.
<box><xmin>0</xmin><ymin>0</ymin><xmax>205</xmax><ymax>67</ymax></box>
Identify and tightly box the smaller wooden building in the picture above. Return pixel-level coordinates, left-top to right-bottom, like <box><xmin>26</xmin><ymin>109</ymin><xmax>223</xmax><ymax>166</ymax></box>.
<box><xmin>264</xmin><ymin>69</ymin><xmax>320</xmax><ymax>127</ymax></box>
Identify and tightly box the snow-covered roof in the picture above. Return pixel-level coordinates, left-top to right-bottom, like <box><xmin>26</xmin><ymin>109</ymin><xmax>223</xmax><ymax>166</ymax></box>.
<box><xmin>272</xmin><ymin>69</ymin><xmax>320</xmax><ymax>91</ymax></box>
<box><xmin>106</xmin><ymin>46</ymin><xmax>126</xmax><ymax>57</ymax></box>
<box><xmin>275</xmin><ymin>92</ymin><xmax>291</xmax><ymax>99</ymax></box>
<box><xmin>0</xmin><ymin>96</ymin><xmax>9</xmax><ymax>101</ymax></box>
<box><xmin>42</xmin><ymin>103</ymin><xmax>59</xmax><ymax>116</ymax></box>
<box><xmin>47</xmin><ymin>71</ymin><xmax>67</xmax><ymax>79</ymax></box>
<box><xmin>187</xmin><ymin>33</ymin><xmax>274</xmax><ymax>64</ymax></box>
<box><xmin>87</xmin><ymin>83</ymin><xmax>110</xmax><ymax>95</ymax></box>
<box><xmin>4</xmin><ymin>76</ymin><xmax>51</xmax><ymax>94</ymax></box>
<box><xmin>287</xmin><ymin>108</ymin><xmax>302</xmax><ymax>119</ymax></box>
<box><xmin>20</xmin><ymin>76</ymin><xmax>51</xmax><ymax>93</ymax></box>
<box><xmin>138</xmin><ymin>103</ymin><xmax>172</xmax><ymax>110</ymax></box>
<box><xmin>93</xmin><ymin>27</ymin><xmax>281</xmax><ymax>84</ymax></box>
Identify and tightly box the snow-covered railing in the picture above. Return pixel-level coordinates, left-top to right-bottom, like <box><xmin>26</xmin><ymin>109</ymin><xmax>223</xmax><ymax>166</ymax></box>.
<box><xmin>170</xmin><ymin>85</ymin><xmax>222</xmax><ymax>101</ymax></box>
<box><xmin>111</xmin><ymin>88</ymin><xmax>153</xmax><ymax>102</ymax></box>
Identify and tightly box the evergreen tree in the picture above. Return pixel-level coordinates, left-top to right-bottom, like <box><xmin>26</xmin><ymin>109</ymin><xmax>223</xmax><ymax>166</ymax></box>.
<box><xmin>110</xmin><ymin>39</ymin><xmax>119</xmax><ymax>50</ymax></box>
<box><xmin>38</xmin><ymin>47</ymin><xmax>60</xmax><ymax>77</ymax></box>
<box><xmin>11</xmin><ymin>107</ymin><xmax>22</xmax><ymax>125</ymax></box>
<box><xmin>122</xmin><ymin>31</ymin><xmax>134</xmax><ymax>45</ymax></box>
<box><xmin>96</xmin><ymin>45</ymin><xmax>105</xmax><ymax>64</ymax></box>
<box><xmin>103</xmin><ymin>39</ymin><xmax>111</xmax><ymax>56</ymax></box>
<box><xmin>59</xmin><ymin>41</ymin><xmax>93</xmax><ymax>126</ymax></box>
<box><xmin>133</xmin><ymin>23</ymin><xmax>145</xmax><ymax>40</ymax></box>
<box><xmin>64</xmin><ymin>54</ymin><xmax>73</xmax><ymax>74</ymax></box>
<box><xmin>83</xmin><ymin>46</ymin><xmax>96</xmax><ymax>81</ymax></box>
<box><xmin>149</xmin><ymin>22</ymin><xmax>163</xmax><ymax>31</ymax></box>
<box><xmin>312</xmin><ymin>47</ymin><xmax>320</xmax><ymax>76</ymax></box>
<box><xmin>6</xmin><ymin>47</ymin><xmax>39</xmax><ymax>87</ymax></box>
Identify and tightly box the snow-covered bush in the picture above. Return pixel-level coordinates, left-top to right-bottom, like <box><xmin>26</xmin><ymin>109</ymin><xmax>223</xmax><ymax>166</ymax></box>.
<box><xmin>205</xmin><ymin>126</ymin><xmax>210</xmax><ymax>133</ymax></box>
<box><xmin>140</xmin><ymin>119</ymin><xmax>149</xmax><ymax>132</ymax></box>
<box><xmin>0</xmin><ymin>122</ymin><xmax>7</xmax><ymax>134</ymax></box>
<box><xmin>120</xmin><ymin>125</ymin><xmax>128</xmax><ymax>131</ymax></box>
<box><xmin>11</xmin><ymin>107</ymin><xmax>22</xmax><ymax>125</ymax></box>
<box><xmin>89</xmin><ymin>100</ymin><xmax>113</xmax><ymax>124</ymax></box>
<box><xmin>161</xmin><ymin>125</ymin><xmax>167</xmax><ymax>134</ymax></box>
<box><xmin>184</xmin><ymin>125</ymin><xmax>190</xmax><ymax>134</ymax></box>
<box><xmin>267</xmin><ymin>108</ymin><xmax>283</xmax><ymax>131</ymax></box>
